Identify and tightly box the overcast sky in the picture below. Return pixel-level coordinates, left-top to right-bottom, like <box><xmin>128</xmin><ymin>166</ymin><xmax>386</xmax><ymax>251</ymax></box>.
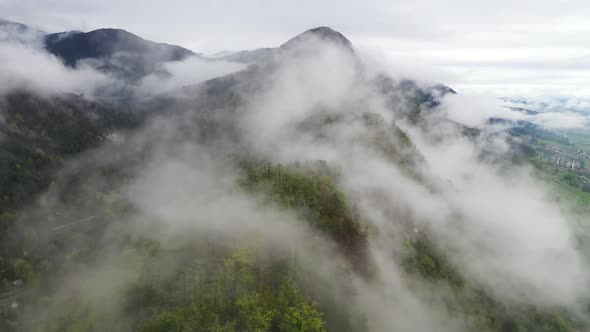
<box><xmin>2</xmin><ymin>0</ymin><xmax>590</xmax><ymax>98</ymax></box>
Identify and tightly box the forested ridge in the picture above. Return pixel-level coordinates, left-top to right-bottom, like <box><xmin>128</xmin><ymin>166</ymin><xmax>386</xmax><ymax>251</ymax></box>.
<box><xmin>0</xmin><ymin>100</ymin><xmax>582</xmax><ymax>331</ymax></box>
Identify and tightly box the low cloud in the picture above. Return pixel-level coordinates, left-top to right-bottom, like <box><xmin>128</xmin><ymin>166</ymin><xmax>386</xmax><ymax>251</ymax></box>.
<box><xmin>0</xmin><ymin>42</ymin><xmax>112</xmax><ymax>96</ymax></box>
<box><xmin>136</xmin><ymin>57</ymin><xmax>244</xmax><ymax>96</ymax></box>
<box><xmin>440</xmin><ymin>93</ymin><xmax>511</xmax><ymax>127</ymax></box>
<box><xmin>0</xmin><ymin>20</ymin><xmax>45</xmax><ymax>45</ymax></box>
<box><xmin>532</xmin><ymin>111</ymin><xmax>589</xmax><ymax>129</ymax></box>
<box><xmin>440</xmin><ymin>93</ymin><xmax>589</xmax><ymax>130</ymax></box>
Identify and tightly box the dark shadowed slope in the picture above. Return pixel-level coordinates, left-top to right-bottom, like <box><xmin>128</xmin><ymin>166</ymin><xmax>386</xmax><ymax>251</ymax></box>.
<box><xmin>44</xmin><ymin>28</ymin><xmax>197</xmax><ymax>80</ymax></box>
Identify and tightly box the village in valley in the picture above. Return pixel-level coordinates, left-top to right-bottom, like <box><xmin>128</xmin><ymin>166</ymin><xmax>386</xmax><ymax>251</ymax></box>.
<box><xmin>537</xmin><ymin>139</ymin><xmax>590</xmax><ymax>192</ymax></box>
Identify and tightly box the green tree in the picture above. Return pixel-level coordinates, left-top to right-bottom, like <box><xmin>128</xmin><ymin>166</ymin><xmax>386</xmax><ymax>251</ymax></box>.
<box><xmin>277</xmin><ymin>280</ymin><xmax>326</xmax><ymax>332</ymax></box>
<box><xmin>140</xmin><ymin>310</ymin><xmax>184</xmax><ymax>332</ymax></box>
<box><xmin>237</xmin><ymin>292</ymin><xmax>275</xmax><ymax>332</ymax></box>
<box><xmin>224</xmin><ymin>251</ymin><xmax>254</xmax><ymax>310</ymax></box>
<box><xmin>13</xmin><ymin>258</ymin><xmax>35</xmax><ymax>284</ymax></box>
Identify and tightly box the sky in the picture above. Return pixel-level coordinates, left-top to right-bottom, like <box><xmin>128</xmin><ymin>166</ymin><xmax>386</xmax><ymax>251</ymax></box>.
<box><xmin>2</xmin><ymin>0</ymin><xmax>590</xmax><ymax>98</ymax></box>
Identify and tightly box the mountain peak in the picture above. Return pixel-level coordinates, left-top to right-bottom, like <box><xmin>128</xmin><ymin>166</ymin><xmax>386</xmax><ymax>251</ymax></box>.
<box><xmin>44</xmin><ymin>28</ymin><xmax>194</xmax><ymax>67</ymax></box>
<box><xmin>280</xmin><ymin>26</ymin><xmax>353</xmax><ymax>51</ymax></box>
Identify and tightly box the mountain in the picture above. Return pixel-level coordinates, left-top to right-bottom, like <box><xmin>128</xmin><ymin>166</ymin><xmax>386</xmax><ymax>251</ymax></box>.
<box><xmin>0</xmin><ymin>19</ymin><xmax>198</xmax><ymax>80</ymax></box>
<box><xmin>0</xmin><ymin>25</ymin><xmax>586</xmax><ymax>332</ymax></box>
<box><xmin>374</xmin><ymin>74</ymin><xmax>457</xmax><ymax>123</ymax></box>
<box><xmin>218</xmin><ymin>26</ymin><xmax>354</xmax><ymax>64</ymax></box>
<box><xmin>44</xmin><ymin>28</ymin><xmax>197</xmax><ymax>80</ymax></box>
<box><xmin>280</xmin><ymin>26</ymin><xmax>353</xmax><ymax>51</ymax></box>
<box><xmin>164</xmin><ymin>26</ymin><xmax>452</xmax><ymax>133</ymax></box>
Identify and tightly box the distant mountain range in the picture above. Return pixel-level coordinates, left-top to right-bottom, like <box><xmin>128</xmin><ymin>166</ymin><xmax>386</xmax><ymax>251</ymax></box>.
<box><xmin>0</xmin><ymin>19</ymin><xmax>198</xmax><ymax>80</ymax></box>
<box><xmin>0</xmin><ymin>18</ymin><xmax>454</xmax><ymax>108</ymax></box>
<box><xmin>45</xmin><ymin>28</ymin><xmax>195</xmax><ymax>67</ymax></box>
<box><xmin>0</xmin><ymin>20</ymin><xmax>357</xmax><ymax>80</ymax></box>
<box><xmin>44</xmin><ymin>28</ymin><xmax>197</xmax><ymax>80</ymax></box>
<box><xmin>0</xmin><ymin>21</ymin><xmax>356</xmax><ymax>82</ymax></box>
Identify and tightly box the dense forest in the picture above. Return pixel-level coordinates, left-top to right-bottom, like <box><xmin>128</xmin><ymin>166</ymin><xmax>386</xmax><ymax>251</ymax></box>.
<box><xmin>0</xmin><ymin>94</ymin><xmax>584</xmax><ymax>331</ymax></box>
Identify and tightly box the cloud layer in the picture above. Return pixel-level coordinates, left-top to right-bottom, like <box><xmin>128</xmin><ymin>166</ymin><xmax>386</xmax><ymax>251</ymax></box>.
<box><xmin>0</xmin><ymin>42</ymin><xmax>112</xmax><ymax>96</ymax></box>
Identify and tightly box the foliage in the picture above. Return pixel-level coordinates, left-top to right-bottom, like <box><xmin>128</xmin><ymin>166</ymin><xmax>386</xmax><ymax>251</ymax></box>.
<box><xmin>403</xmin><ymin>235</ymin><xmax>581</xmax><ymax>332</ymax></box>
<box><xmin>133</xmin><ymin>249</ymin><xmax>327</xmax><ymax>332</ymax></box>
<box><xmin>13</xmin><ymin>258</ymin><xmax>34</xmax><ymax>285</ymax></box>
<box><xmin>237</xmin><ymin>292</ymin><xmax>275</xmax><ymax>331</ymax></box>
<box><xmin>238</xmin><ymin>162</ymin><xmax>369</xmax><ymax>274</ymax></box>
<box><xmin>276</xmin><ymin>280</ymin><xmax>326</xmax><ymax>332</ymax></box>
<box><xmin>140</xmin><ymin>310</ymin><xmax>185</xmax><ymax>332</ymax></box>
<box><xmin>0</xmin><ymin>91</ymin><xmax>141</xmax><ymax>214</ymax></box>
<box><xmin>0</xmin><ymin>87</ymin><xmax>586</xmax><ymax>332</ymax></box>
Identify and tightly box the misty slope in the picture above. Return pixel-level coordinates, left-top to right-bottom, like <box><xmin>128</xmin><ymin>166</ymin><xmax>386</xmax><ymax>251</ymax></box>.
<box><xmin>0</xmin><ymin>91</ymin><xmax>143</xmax><ymax>213</ymax></box>
<box><xmin>0</xmin><ymin>19</ymin><xmax>45</xmax><ymax>44</ymax></box>
<box><xmin>142</xmin><ymin>27</ymin><xmax>453</xmax><ymax>145</ymax></box>
<box><xmin>0</xmin><ymin>25</ymin><xmax>588</xmax><ymax>332</ymax></box>
<box><xmin>0</xmin><ymin>19</ymin><xmax>36</xmax><ymax>33</ymax></box>
<box><xmin>219</xmin><ymin>27</ymin><xmax>353</xmax><ymax>64</ymax></box>
<box><xmin>45</xmin><ymin>28</ymin><xmax>197</xmax><ymax>80</ymax></box>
